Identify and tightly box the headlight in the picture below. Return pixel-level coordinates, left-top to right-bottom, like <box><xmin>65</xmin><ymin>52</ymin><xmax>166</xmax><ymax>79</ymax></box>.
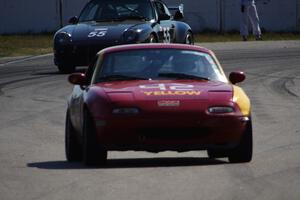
<box><xmin>208</xmin><ymin>106</ymin><xmax>234</xmax><ymax>114</ymax></box>
<box><xmin>55</xmin><ymin>32</ymin><xmax>72</xmax><ymax>45</ymax></box>
<box><xmin>123</xmin><ymin>29</ymin><xmax>138</xmax><ymax>43</ymax></box>
<box><xmin>112</xmin><ymin>108</ymin><xmax>139</xmax><ymax>115</ymax></box>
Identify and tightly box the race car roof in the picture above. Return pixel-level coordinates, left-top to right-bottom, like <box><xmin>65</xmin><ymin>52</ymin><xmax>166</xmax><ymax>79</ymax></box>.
<box><xmin>98</xmin><ymin>43</ymin><xmax>211</xmax><ymax>55</ymax></box>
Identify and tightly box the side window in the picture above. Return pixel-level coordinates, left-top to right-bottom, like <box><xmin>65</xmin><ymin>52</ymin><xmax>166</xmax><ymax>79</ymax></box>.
<box><xmin>79</xmin><ymin>2</ymin><xmax>100</xmax><ymax>21</ymax></box>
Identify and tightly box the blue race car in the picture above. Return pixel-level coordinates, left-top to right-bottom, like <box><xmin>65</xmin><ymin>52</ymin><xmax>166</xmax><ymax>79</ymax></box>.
<box><xmin>53</xmin><ymin>0</ymin><xmax>194</xmax><ymax>73</ymax></box>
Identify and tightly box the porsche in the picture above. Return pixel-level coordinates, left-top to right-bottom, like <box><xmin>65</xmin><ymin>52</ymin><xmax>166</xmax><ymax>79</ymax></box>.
<box><xmin>65</xmin><ymin>44</ymin><xmax>253</xmax><ymax>166</ymax></box>
<box><xmin>54</xmin><ymin>0</ymin><xmax>194</xmax><ymax>73</ymax></box>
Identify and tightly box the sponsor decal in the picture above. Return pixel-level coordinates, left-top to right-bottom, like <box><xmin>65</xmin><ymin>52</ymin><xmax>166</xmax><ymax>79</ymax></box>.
<box><xmin>158</xmin><ymin>100</ymin><xmax>180</xmax><ymax>107</ymax></box>
<box><xmin>144</xmin><ymin>91</ymin><xmax>201</xmax><ymax>96</ymax></box>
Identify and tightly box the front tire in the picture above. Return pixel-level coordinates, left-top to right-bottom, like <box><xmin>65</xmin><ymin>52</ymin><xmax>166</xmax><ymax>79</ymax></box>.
<box><xmin>207</xmin><ymin>149</ymin><xmax>228</xmax><ymax>159</ymax></box>
<box><xmin>228</xmin><ymin>119</ymin><xmax>253</xmax><ymax>163</ymax></box>
<box><xmin>65</xmin><ymin>110</ymin><xmax>82</xmax><ymax>162</ymax></box>
<box><xmin>148</xmin><ymin>33</ymin><xmax>158</xmax><ymax>43</ymax></box>
<box><xmin>184</xmin><ymin>31</ymin><xmax>194</xmax><ymax>45</ymax></box>
<box><xmin>82</xmin><ymin>109</ymin><xmax>107</xmax><ymax>166</ymax></box>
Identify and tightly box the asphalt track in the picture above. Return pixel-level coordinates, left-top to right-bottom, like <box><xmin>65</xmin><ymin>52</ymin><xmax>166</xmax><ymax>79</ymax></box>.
<box><xmin>0</xmin><ymin>41</ymin><xmax>300</xmax><ymax>200</ymax></box>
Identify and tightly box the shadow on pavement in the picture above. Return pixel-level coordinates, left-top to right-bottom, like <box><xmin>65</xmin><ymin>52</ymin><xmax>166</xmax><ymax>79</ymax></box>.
<box><xmin>27</xmin><ymin>157</ymin><xmax>227</xmax><ymax>170</ymax></box>
<box><xmin>31</xmin><ymin>71</ymin><xmax>62</xmax><ymax>76</ymax></box>
<box><xmin>31</xmin><ymin>68</ymin><xmax>86</xmax><ymax>76</ymax></box>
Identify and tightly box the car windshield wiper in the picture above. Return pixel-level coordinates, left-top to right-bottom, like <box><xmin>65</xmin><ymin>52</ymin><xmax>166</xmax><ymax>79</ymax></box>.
<box><xmin>117</xmin><ymin>15</ymin><xmax>147</xmax><ymax>21</ymax></box>
<box><xmin>128</xmin><ymin>14</ymin><xmax>147</xmax><ymax>20</ymax></box>
<box><xmin>94</xmin><ymin>14</ymin><xmax>147</xmax><ymax>22</ymax></box>
<box><xmin>98</xmin><ymin>74</ymin><xmax>148</xmax><ymax>82</ymax></box>
<box><xmin>158</xmin><ymin>73</ymin><xmax>210</xmax><ymax>81</ymax></box>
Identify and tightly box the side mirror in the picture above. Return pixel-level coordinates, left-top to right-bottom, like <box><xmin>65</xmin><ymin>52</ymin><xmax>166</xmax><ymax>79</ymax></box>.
<box><xmin>229</xmin><ymin>71</ymin><xmax>246</xmax><ymax>84</ymax></box>
<box><xmin>69</xmin><ymin>16</ymin><xmax>79</xmax><ymax>24</ymax></box>
<box><xmin>158</xmin><ymin>13</ymin><xmax>171</xmax><ymax>22</ymax></box>
<box><xmin>174</xmin><ymin>10</ymin><xmax>184</xmax><ymax>20</ymax></box>
<box><xmin>68</xmin><ymin>73</ymin><xmax>87</xmax><ymax>86</ymax></box>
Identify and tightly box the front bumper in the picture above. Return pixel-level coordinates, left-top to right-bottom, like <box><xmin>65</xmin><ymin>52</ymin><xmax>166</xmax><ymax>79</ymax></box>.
<box><xmin>93</xmin><ymin>114</ymin><xmax>249</xmax><ymax>152</ymax></box>
<box><xmin>54</xmin><ymin>44</ymin><xmax>109</xmax><ymax>67</ymax></box>
<box><xmin>54</xmin><ymin>39</ymin><xmax>140</xmax><ymax>67</ymax></box>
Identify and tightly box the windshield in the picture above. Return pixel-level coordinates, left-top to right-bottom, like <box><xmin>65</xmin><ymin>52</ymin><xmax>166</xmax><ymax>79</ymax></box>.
<box><xmin>79</xmin><ymin>0</ymin><xmax>154</xmax><ymax>22</ymax></box>
<box><xmin>93</xmin><ymin>49</ymin><xmax>227</xmax><ymax>83</ymax></box>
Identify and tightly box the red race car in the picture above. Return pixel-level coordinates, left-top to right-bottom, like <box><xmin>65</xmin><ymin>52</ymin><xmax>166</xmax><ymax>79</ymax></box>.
<box><xmin>65</xmin><ymin>43</ymin><xmax>252</xmax><ymax>166</ymax></box>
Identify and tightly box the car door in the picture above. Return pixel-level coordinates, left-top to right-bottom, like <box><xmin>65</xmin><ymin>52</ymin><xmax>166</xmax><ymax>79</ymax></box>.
<box><xmin>154</xmin><ymin>1</ymin><xmax>175</xmax><ymax>43</ymax></box>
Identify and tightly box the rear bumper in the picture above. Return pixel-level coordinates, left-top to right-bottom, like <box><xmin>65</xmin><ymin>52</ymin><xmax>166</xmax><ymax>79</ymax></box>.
<box><xmin>93</xmin><ymin>115</ymin><xmax>248</xmax><ymax>152</ymax></box>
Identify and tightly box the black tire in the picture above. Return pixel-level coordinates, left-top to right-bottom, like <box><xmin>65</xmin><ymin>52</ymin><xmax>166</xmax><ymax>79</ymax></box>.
<box><xmin>65</xmin><ymin>110</ymin><xmax>82</xmax><ymax>162</ymax></box>
<box><xmin>82</xmin><ymin>109</ymin><xmax>107</xmax><ymax>166</ymax></box>
<box><xmin>184</xmin><ymin>31</ymin><xmax>194</xmax><ymax>45</ymax></box>
<box><xmin>228</xmin><ymin>119</ymin><xmax>253</xmax><ymax>163</ymax></box>
<box><xmin>207</xmin><ymin>149</ymin><xmax>228</xmax><ymax>159</ymax></box>
<box><xmin>148</xmin><ymin>33</ymin><xmax>158</xmax><ymax>43</ymax></box>
<box><xmin>57</xmin><ymin>64</ymin><xmax>76</xmax><ymax>74</ymax></box>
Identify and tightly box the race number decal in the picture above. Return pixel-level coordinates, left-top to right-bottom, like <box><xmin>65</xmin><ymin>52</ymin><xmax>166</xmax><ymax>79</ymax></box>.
<box><xmin>140</xmin><ymin>83</ymin><xmax>194</xmax><ymax>91</ymax></box>
<box><xmin>140</xmin><ymin>83</ymin><xmax>168</xmax><ymax>91</ymax></box>
<box><xmin>163</xmin><ymin>27</ymin><xmax>171</xmax><ymax>43</ymax></box>
<box><xmin>88</xmin><ymin>28</ymin><xmax>108</xmax><ymax>38</ymax></box>
<box><xmin>139</xmin><ymin>84</ymin><xmax>201</xmax><ymax>96</ymax></box>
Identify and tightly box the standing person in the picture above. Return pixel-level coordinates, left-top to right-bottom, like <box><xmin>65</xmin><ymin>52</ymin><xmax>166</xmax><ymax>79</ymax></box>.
<box><xmin>240</xmin><ymin>0</ymin><xmax>262</xmax><ymax>41</ymax></box>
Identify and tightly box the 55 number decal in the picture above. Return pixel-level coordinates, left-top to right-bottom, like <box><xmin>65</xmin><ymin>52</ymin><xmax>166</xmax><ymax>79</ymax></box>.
<box><xmin>160</xmin><ymin>27</ymin><xmax>171</xmax><ymax>43</ymax></box>
<box><xmin>88</xmin><ymin>28</ymin><xmax>108</xmax><ymax>38</ymax></box>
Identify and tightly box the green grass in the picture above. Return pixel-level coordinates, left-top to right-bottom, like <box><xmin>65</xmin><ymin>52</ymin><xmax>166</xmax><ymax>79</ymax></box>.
<box><xmin>0</xmin><ymin>34</ymin><xmax>53</xmax><ymax>58</ymax></box>
<box><xmin>0</xmin><ymin>32</ymin><xmax>300</xmax><ymax>58</ymax></box>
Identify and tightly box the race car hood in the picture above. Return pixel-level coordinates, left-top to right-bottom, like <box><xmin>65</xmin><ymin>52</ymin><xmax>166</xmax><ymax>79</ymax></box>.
<box><xmin>93</xmin><ymin>80</ymin><xmax>233</xmax><ymax>112</ymax></box>
<box><xmin>70</xmin><ymin>21</ymin><xmax>146</xmax><ymax>44</ymax></box>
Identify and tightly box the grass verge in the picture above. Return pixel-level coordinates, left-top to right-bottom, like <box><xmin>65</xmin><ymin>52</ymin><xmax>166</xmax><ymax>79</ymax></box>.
<box><xmin>0</xmin><ymin>32</ymin><xmax>299</xmax><ymax>58</ymax></box>
<box><xmin>0</xmin><ymin>34</ymin><xmax>53</xmax><ymax>58</ymax></box>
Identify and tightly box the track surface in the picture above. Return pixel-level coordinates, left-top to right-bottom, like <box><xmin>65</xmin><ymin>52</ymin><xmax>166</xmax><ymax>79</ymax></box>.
<box><xmin>0</xmin><ymin>41</ymin><xmax>300</xmax><ymax>200</ymax></box>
